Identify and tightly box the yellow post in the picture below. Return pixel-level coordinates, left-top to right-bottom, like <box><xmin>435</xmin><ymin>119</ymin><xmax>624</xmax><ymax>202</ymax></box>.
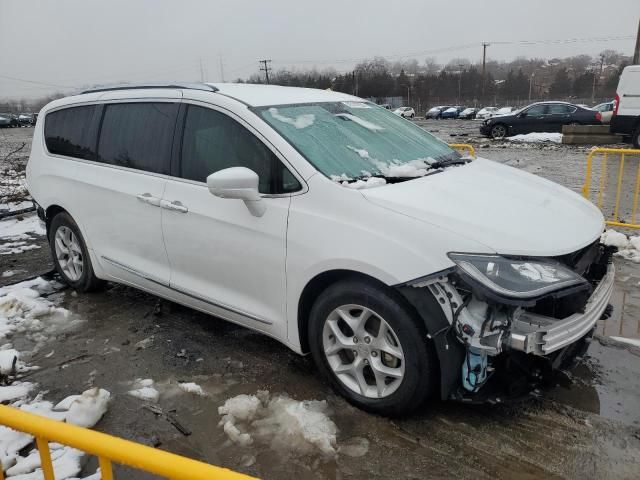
<box><xmin>613</xmin><ymin>154</ymin><xmax>626</xmax><ymax>222</ymax></box>
<box><xmin>632</xmin><ymin>161</ymin><xmax>640</xmax><ymax>225</ymax></box>
<box><xmin>99</xmin><ymin>456</ymin><xmax>114</xmax><ymax>480</ymax></box>
<box><xmin>448</xmin><ymin>143</ymin><xmax>476</xmax><ymax>158</ymax></box>
<box><xmin>582</xmin><ymin>149</ymin><xmax>595</xmax><ymax>199</ymax></box>
<box><xmin>36</xmin><ymin>437</ymin><xmax>55</xmax><ymax>480</ymax></box>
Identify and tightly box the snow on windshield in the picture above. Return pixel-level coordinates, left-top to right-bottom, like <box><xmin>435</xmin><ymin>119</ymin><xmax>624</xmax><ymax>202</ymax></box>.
<box><xmin>258</xmin><ymin>102</ymin><xmax>456</xmax><ymax>186</ymax></box>
<box><xmin>268</xmin><ymin>107</ymin><xmax>315</xmax><ymax>129</ymax></box>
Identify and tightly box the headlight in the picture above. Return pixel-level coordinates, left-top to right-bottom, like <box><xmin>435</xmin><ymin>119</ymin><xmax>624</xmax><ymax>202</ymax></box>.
<box><xmin>447</xmin><ymin>253</ymin><xmax>587</xmax><ymax>300</ymax></box>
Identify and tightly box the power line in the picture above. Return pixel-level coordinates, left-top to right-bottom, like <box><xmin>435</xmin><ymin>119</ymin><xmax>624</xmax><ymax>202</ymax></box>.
<box><xmin>0</xmin><ymin>74</ymin><xmax>74</xmax><ymax>89</ymax></box>
<box><xmin>259</xmin><ymin>59</ymin><xmax>272</xmax><ymax>84</ymax></box>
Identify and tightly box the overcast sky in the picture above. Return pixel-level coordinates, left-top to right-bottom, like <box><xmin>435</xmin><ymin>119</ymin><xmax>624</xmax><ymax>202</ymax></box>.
<box><xmin>1</xmin><ymin>0</ymin><xmax>638</xmax><ymax>99</ymax></box>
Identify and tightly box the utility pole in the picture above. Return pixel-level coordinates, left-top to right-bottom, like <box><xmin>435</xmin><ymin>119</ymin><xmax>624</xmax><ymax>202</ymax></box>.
<box><xmin>219</xmin><ymin>56</ymin><xmax>225</xmax><ymax>83</ymax></box>
<box><xmin>259</xmin><ymin>59</ymin><xmax>272</xmax><ymax>84</ymax></box>
<box><xmin>458</xmin><ymin>64</ymin><xmax>464</xmax><ymax>103</ymax></box>
<box><xmin>528</xmin><ymin>72</ymin><xmax>535</xmax><ymax>102</ymax></box>
<box><xmin>481</xmin><ymin>42</ymin><xmax>490</xmax><ymax>97</ymax></box>
<box><xmin>199</xmin><ymin>58</ymin><xmax>205</xmax><ymax>83</ymax></box>
<box><xmin>634</xmin><ymin>17</ymin><xmax>640</xmax><ymax>64</ymax></box>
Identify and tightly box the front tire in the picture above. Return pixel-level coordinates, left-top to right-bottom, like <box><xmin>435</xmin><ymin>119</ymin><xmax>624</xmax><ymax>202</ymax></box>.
<box><xmin>490</xmin><ymin>123</ymin><xmax>508</xmax><ymax>139</ymax></box>
<box><xmin>308</xmin><ymin>279</ymin><xmax>437</xmax><ymax>416</ymax></box>
<box><xmin>49</xmin><ymin>212</ymin><xmax>104</xmax><ymax>292</ymax></box>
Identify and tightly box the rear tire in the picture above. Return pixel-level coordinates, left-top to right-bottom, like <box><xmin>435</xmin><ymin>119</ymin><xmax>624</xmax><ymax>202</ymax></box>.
<box><xmin>49</xmin><ymin>212</ymin><xmax>104</xmax><ymax>292</ymax></box>
<box><xmin>308</xmin><ymin>279</ymin><xmax>437</xmax><ymax>416</ymax></box>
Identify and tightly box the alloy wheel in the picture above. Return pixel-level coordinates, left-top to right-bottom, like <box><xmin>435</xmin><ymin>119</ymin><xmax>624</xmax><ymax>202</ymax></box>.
<box><xmin>491</xmin><ymin>124</ymin><xmax>507</xmax><ymax>139</ymax></box>
<box><xmin>54</xmin><ymin>226</ymin><xmax>84</xmax><ymax>281</ymax></box>
<box><xmin>322</xmin><ymin>304</ymin><xmax>405</xmax><ymax>398</ymax></box>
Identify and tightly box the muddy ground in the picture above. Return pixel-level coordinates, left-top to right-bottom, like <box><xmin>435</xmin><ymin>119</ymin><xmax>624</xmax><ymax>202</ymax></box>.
<box><xmin>1</xmin><ymin>124</ymin><xmax>640</xmax><ymax>479</ymax></box>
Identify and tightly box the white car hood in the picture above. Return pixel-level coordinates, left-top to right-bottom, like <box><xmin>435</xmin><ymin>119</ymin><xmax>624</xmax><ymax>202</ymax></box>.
<box><xmin>362</xmin><ymin>158</ymin><xmax>604</xmax><ymax>257</ymax></box>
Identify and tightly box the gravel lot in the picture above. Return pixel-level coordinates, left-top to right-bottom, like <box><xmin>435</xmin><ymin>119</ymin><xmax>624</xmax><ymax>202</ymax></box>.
<box><xmin>1</xmin><ymin>124</ymin><xmax>639</xmax><ymax>479</ymax></box>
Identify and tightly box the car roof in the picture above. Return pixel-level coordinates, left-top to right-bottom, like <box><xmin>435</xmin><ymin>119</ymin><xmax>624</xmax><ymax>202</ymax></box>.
<box><xmin>207</xmin><ymin>83</ymin><xmax>361</xmax><ymax>107</ymax></box>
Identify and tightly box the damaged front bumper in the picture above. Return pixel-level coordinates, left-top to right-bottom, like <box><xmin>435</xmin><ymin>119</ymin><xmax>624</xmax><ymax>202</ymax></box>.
<box><xmin>508</xmin><ymin>263</ymin><xmax>614</xmax><ymax>355</ymax></box>
<box><xmin>398</xmin><ymin>242</ymin><xmax>615</xmax><ymax>401</ymax></box>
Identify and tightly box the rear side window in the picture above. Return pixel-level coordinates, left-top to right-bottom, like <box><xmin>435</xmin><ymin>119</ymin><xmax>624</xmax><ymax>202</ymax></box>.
<box><xmin>548</xmin><ymin>104</ymin><xmax>575</xmax><ymax>114</ymax></box>
<box><xmin>44</xmin><ymin>105</ymin><xmax>97</xmax><ymax>160</ymax></box>
<box><xmin>179</xmin><ymin>105</ymin><xmax>301</xmax><ymax>194</ymax></box>
<box><xmin>97</xmin><ymin>102</ymin><xmax>178</xmax><ymax>174</ymax></box>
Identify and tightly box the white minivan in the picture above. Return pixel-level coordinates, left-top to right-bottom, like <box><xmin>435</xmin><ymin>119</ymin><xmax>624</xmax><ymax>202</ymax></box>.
<box><xmin>27</xmin><ymin>83</ymin><xmax>614</xmax><ymax>415</ymax></box>
<box><xmin>611</xmin><ymin>65</ymin><xmax>640</xmax><ymax>147</ymax></box>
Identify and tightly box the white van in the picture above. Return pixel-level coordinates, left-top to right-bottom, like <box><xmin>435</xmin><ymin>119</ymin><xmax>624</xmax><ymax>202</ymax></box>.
<box><xmin>27</xmin><ymin>83</ymin><xmax>614</xmax><ymax>415</ymax></box>
<box><xmin>611</xmin><ymin>65</ymin><xmax>640</xmax><ymax>147</ymax></box>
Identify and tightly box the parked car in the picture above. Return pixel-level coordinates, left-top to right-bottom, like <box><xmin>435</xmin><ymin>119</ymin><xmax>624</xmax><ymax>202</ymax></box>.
<box><xmin>18</xmin><ymin>113</ymin><xmax>34</xmax><ymax>126</ymax></box>
<box><xmin>0</xmin><ymin>113</ymin><xmax>19</xmax><ymax>127</ymax></box>
<box><xmin>610</xmin><ymin>65</ymin><xmax>640</xmax><ymax>148</ymax></box>
<box><xmin>480</xmin><ymin>101</ymin><xmax>601</xmax><ymax>139</ymax></box>
<box><xmin>458</xmin><ymin>107</ymin><xmax>478</xmax><ymax>120</ymax></box>
<box><xmin>425</xmin><ymin>106</ymin><xmax>451</xmax><ymax>119</ymax></box>
<box><xmin>476</xmin><ymin>107</ymin><xmax>499</xmax><ymax>120</ymax></box>
<box><xmin>494</xmin><ymin>106</ymin><xmax>514</xmax><ymax>116</ymax></box>
<box><xmin>28</xmin><ymin>83</ymin><xmax>613</xmax><ymax>415</ymax></box>
<box><xmin>440</xmin><ymin>106</ymin><xmax>464</xmax><ymax>119</ymax></box>
<box><xmin>393</xmin><ymin>107</ymin><xmax>415</xmax><ymax>118</ymax></box>
<box><xmin>592</xmin><ymin>101</ymin><xmax>615</xmax><ymax>124</ymax></box>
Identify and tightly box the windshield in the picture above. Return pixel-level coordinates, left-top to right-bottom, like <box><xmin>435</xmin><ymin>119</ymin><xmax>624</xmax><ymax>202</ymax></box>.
<box><xmin>256</xmin><ymin>101</ymin><xmax>458</xmax><ymax>180</ymax></box>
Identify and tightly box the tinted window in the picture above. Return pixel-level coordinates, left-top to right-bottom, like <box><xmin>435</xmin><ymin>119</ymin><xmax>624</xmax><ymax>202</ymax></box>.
<box><xmin>180</xmin><ymin>105</ymin><xmax>300</xmax><ymax>194</ymax></box>
<box><xmin>45</xmin><ymin>106</ymin><xmax>97</xmax><ymax>160</ymax></box>
<box><xmin>97</xmin><ymin>103</ymin><xmax>178</xmax><ymax>174</ymax></box>
<box><xmin>526</xmin><ymin>105</ymin><xmax>547</xmax><ymax>116</ymax></box>
<box><xmin>548</xmin><ymin>104</ymin><xmax>575</xmax><ymax>114</ymax></box>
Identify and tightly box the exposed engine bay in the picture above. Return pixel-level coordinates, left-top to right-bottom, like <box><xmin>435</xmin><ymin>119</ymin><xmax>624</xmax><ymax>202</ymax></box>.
<box><xmin>405</xmin><ymin>240</ymin><xmax>615</xmax><ymax>401</ymax></box>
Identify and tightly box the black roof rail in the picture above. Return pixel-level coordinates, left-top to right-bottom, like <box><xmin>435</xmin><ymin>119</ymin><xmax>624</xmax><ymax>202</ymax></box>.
<box><xmin>80</xmin><ymin>83</ymin><xmax>219</xmax><ymax>94</ymax></box>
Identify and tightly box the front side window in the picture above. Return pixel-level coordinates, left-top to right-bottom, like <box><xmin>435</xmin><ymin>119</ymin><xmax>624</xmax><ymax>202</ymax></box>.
<box><xmin>44</xmin><ymin>105</ymin><xmax>97</xmax><ymax>160</ymax></box>
<box><xmin>97</xmin><ymin>102</ymin><xmax>178</xmax><ymax>174</ymax></box>
<box><xmin>256</xmin><ymin>102</ymin><xmax>457</xmax><ymax>179</ymax></box>
<box><xmin>180</xmin><ymin>105</ymin><xmax>300</xmax><ymax>194</ymax></box>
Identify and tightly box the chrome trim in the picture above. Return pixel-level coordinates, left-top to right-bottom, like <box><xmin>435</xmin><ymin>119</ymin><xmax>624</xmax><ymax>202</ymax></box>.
<box><xmin>101</xmin><ymin>256</ymin><xmax>170</xmax><ymax>287</ymax></box>
<box><xmin>509</xmin><ymin>263</ymin><xmax>614</xmax><ymax>355</ymax></box>
<box><xmin>100</xmin><ymin>256</ymin><xmax>272</xmax><ymax>325</ymax></box>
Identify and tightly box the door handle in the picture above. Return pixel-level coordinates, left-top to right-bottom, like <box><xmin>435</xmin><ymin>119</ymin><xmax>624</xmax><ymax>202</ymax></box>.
<box><xmin>136</xmin><ymin>193</ymin><xmax>161</xmax><ymax>207</ymax></box>
<box><xmin>161</xmin><ymin>200</ymin><xmax>188</xmax><ymax>213</ymax></box>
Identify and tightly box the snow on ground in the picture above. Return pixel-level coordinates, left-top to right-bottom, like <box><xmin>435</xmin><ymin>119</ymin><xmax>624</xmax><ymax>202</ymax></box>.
<box><xmin>0</xmin><ymin>278</ymin><xmax>108</xmax><ymax>479</ymax></box>
<box><xmin>0</xmin><ymin>216</ymin><xmax>44</xmax><ymax>238</ymax></box>
<box><xmin>601</xmin><ymin>229</ymin><xmax>640</xmax><ymax>262</ymax></box>
<box><xmin>508</xmin><ymin>132</ymin><xmax>563</xmax><ymax>143</ymax></box>
<box><xmin>218</xmin><ymin>391</ymin><xmax>339</xmax><ymax>456</ymax></box>
<box><xmin>178</xmin><ymin>382</ymin><xmax>206</xmax><ymax>396</ymax></box>
<box><xmin>609</xmin><ymin>336</ymin><xmax>640</xmax><ymax>348</ymax></box>
<box><xmin>127</xmin><ymin>378</ymin><xmax>160</xmax><ymax>403</ymax></box>
<box><xmin>0</xmin><ymin>201</ymin><xmax>33</xmax><ymax>214</ymax></box>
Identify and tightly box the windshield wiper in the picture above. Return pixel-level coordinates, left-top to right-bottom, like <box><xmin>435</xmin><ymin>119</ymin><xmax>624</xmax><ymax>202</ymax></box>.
<box><xmin>428</xmin><ymin>158</ymin><xmax>470</xmax><ymax>169</ymax></box>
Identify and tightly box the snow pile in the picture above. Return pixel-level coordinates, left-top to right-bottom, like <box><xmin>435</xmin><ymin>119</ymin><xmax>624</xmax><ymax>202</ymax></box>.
<box><xmin>0</xmin><ymin>277</ymin><xmax>107</xmax><ymax>479</ymax></box>
<box><xmin>601</xmin><ymin>229</ymin><xmax>640</xmax><ymax>262</ymax></box>
<box><xmin>178</xmin><ymin>382</ymin><xmax>206</xmax><ymax>396</ymax></box>
<box><xmin>127</xmin><ymin>378</ymin><xmax>160</xmax><ymax>402</ymax></box>
<box><xmin>0</xmin><ymin>238</ymin><xmax>41</xmax><ymax>256</ymax></box>
<box><xmin>268</xmin><ymin>108</ymin><xmax>315</xmax><ymax>129</ymax></box>
<box><xmin>609</xmin><ymin>336</ymin><xmax>640</xmax><ymax>348</ymax></box>
<box><xmin>2</xmin><ymin>271</ymin><xmax>17</xmax><ymax>278</ymax></box>
<box><xmin>218</xmin><ymin>391</ymin><xmax>338</xmax><ymax>456</ymax></box>
<box><xmin>0</xmin><ymin>278</ymin><xmax>76</xmax><ymax>352</ymax></box>
<box><xmin>508</xmin><ymin>132</ymin><xmax>563</xmax><ymax>143</ymax></box>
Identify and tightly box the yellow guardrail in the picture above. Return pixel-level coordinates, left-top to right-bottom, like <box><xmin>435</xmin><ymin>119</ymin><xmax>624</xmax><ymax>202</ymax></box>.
<box><xmin>0</xmin><ymin>405</ymin><xmax>256</xmax><ymax>480</ymax></box>
<box><xmin>449</xmin><ymin>143</ymin><xmax>476</xmax><ymax>158</ymax></box>
<box><xmin>581</xmin><ymin>147</ymin><xmax>640</xmax><ymax>230</ymax></box>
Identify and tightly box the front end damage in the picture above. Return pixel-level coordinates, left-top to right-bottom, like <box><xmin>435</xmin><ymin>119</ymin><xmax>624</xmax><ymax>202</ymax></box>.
<box><xmin>398</xmin><ymin>240</ymin><xmax>615</xmax><ymax>402</ymax></box>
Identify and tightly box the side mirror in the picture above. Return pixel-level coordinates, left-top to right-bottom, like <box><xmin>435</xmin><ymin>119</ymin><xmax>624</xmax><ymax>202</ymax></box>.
<box><xmin>518</xmin><ymin>112</ymin><xmax>527</xmax><ymax>118</ymax></box>
<box><xmin>206</xmin><ymin>167</ymin><xmax>266</xmax><ymax>217</ymax></box>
